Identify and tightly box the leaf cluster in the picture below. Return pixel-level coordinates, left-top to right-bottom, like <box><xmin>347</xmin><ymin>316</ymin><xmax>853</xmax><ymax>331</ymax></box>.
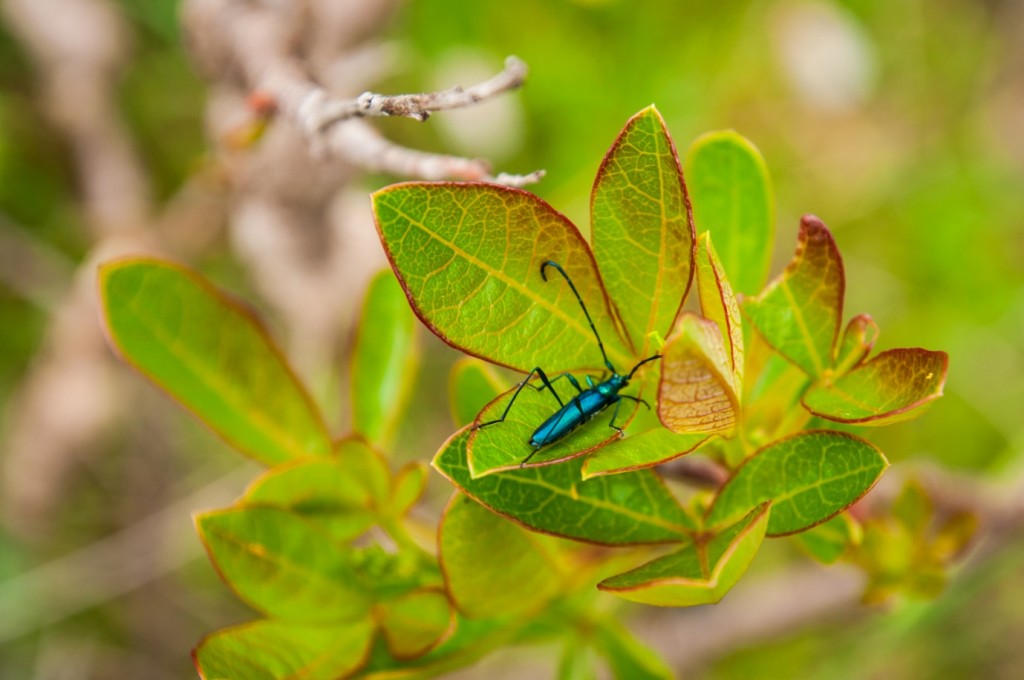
<box><xmin>98</xmin><ymin>107</ymin><xmax>952</xmax><ymax>678</ymax></box>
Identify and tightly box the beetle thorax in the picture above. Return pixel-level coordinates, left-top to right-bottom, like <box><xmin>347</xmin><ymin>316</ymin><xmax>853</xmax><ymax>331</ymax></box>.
<box><xmin>599</xmin><ymin>374</ymin><xmax>627</xmax><ymax>395</ymax></box>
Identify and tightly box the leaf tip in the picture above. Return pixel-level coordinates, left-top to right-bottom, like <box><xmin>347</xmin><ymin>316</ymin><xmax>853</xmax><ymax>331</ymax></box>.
<box><xmin>798</xmin><ymin>214</ymin><xmax>834</xmax><ymax>246</ymax></box>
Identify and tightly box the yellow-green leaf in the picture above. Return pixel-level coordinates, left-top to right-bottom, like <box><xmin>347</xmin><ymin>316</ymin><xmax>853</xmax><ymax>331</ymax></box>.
<box><xmin>598</xmin><ymin>504</ymin><xmax>769</xmax><ymax>606</ymax></box>
<box><xmin>582</xmin><ymin>428</ymin><xmax>709</xmax><ymax>479</ymax></box>
<box><xmin>743</xmin><ymin>216</ymin><xmax>845</xmax><ymax>378</ymax></box>
<box><xmin>695</xmin><ymin>232</ymin><xmax>743</xmax><ymax>388</ymax></box>
<box><xmin>795</xmin><ymin>513</ymin><xmax>862</xmax><ymax>564</ymax></box>
<box><xmin>433</xmin><ymin>428</ymin><xmax>689</xmax><ymax>545</ymax></box>
<box><xmin>706</xmin><ymin>431</ymin><xmax>887</xmax><ymax>536</ymax></box>
<box><xmin>390</xmin><ymin>462</ymin><xmax>428</xmax><ymax>518</ymax></box>
<box><xmin>377</xmin><ymin>588</ymin><xmax>453</xmax><ymax>660</ymax></box>
<box><xmin>242</xmin><ymin>437</ymin><xmax>390</xmax><ymax>543</ymax></box>
<box><xmin>195</xmin><ymin>506</ymin><xmax>371</xmax><ymax>622</ymax></box>
<box><xmin>244</xmin><ymin>466</ymin><xmax>371</xmax><ymax>544</ymax></box>
<box><xmin>592</xmin><ymin>105</ymin><xmax>695</xmax><ymax>352</ymax></box>
<box><xmin>439</xmin><ymin>493</ymin><xmax>561</xmax><ymax>619</ymax></box>
<box><xmin>193</xmin><ymin>618</ymin><xmax>374</xmax><ymax>680</ymax></box>
<box><xmin>803</xmin><ymin>348</ymin><xmax>949</xmax><ymax>425</ymax></box>
<box><xmin>352</xmin><ymin>270</ymin><xmax>420</xmax><ymax>447</ymax></box>
<box><xmin>449</xmin><ymin>358</ymin><xmax>506</xmax><ymax>428</ymax></box>
<box><xmin>99</xmin><ymin>258</ymin><xmax>331</xmax><ymax>465</ymax></box>
<box><xmin>834</xmin><ymin>313</ymin><xmax>879</xmax><ymax>374</ymax></box>
<box><xmin>358</xmin><ymin>616</ymin><xmax>514</xmax><ymax>679</ymax></box>
<box><xmin>593</xmin><ymin>619</ymin><xmax>674</xmax><ymax>680</ymax></box>
<box><xmin>686</xmin><ymin>130</ymin><xmax>774</xmax><ymax>295</ymax></box>
<box><xmin>372</xmin><ymin>183</ymin><xmax>632</xmax><ymax>373</ymax></box>
<box><xmin>658</xmin><ymin>313</ymin><xmax>739</xmax><ymax>435</ymax></box>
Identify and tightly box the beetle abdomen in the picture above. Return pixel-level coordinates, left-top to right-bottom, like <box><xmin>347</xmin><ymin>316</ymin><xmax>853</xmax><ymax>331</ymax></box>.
<box><xmin>529</xmin><ymin>389</ymin><xmax>615</xmax><ymax>449</ymax></box>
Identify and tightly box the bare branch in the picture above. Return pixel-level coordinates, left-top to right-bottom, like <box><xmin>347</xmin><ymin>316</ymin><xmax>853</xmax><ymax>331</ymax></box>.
<box><xmin>307</xmin><ymin>55</ymin><xmax>528</xmax><ymax>129</ymax></box>
<box><xmin>325</xmin><ymin>119</ymin><xmax>544</xmax><ymax>186</ymax></box>
<box><xmin>489</xmin><ymin>170</ymin><xmax>547</xmax><ymax>188</ymax></box>
<box><xmin>184</xmin><ymin>0</ymin><xmax>541</xmax><ymax>183</ymax></box>
<box><xmin>659</xmin><ymin>455</ymin><xmax>730</xmax><ymax>489</ymax></box>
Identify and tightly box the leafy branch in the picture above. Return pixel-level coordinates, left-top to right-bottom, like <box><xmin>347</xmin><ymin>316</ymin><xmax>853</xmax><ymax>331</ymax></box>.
<box><xmin>96</xmin><ymin>106</ymin><xmax>965</xmax><ymax>679</ymax></box>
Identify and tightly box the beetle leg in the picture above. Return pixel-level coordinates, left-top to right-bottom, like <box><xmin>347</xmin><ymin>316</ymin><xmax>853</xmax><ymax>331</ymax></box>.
<box><xmin>619</xmin><ymin>394</ymin><xmax>651</xmax><ymax>410</ymax></box>
<box><xmin>522</xmin><ymin>369</ymin><xmax>585</xmax><ymax>401</ymax></box>
<box><xmin>607</xmin><ymin>396</ymin><xmax>626</xmax><ymax>435</ymax></box>
<box><xmin>475</xmin><ymin>367</ymin><xmax>567</xmax><ymax>429</ymax></box>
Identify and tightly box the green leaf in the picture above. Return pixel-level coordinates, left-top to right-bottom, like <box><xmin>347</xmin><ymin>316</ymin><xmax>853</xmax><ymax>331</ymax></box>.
<box><xmin>195</xmin><ymin>506</ymin><xmax>371</xmax><ymax>622</ymax></box>
<box><xmin>467</xmin><ymin>374</ymin><xmax>641</xmax><ymax>474</ymax></box>
<box><xmin>741</xmin><ymin>347</ymin><xmax>810</xmax><ymax>453</ymax></box>
<box><xmin>193</xmin><ymin>618</ymin><xmax>374</xmax><ymax>680</ymax></box>
<box><xmin>377</xmin><ymin>588</ymin><xmax>453</xmax><ymax>660</ymax></box>
<box><xmin>591</xmin><ymin>105</ymin><xmax>694</xmax><ymax>350</ymax></box>
<box><xmin>352</xmin><ymin>270</ymin><xmax>420</xmax><ymax>447</ymax></box>
<box><xmin>348</xmin><ymin>545</ymin><xmax>441</xmax><ymax>600</ymax></box>
<box><xmin>593</xmin><ymin>619</ymin><xmax>675</xmax><ymax>680</ymax></box>
<box><xmin>795</xmin><ymin>513</ymin><xmax>862</xmax><ymax>564</ymax></box>
<box><xmin>657</xmin><ymin>313</ymin><xmax>738</xmax><ymax>435</ymax></box>
<box><xmin>358</xmin><ymin>616</ymin><xmax>516</xmax><ymax>679</ymax></box>
<box><xmin>706</xmin><ymin>431</ymin><xmax>888</xmax><ymax>536</ymax></box>
<box><xmin>372</xmin><ymin>183</ymin><xmax>632</xmax><ymax>373</ymax></box>
<box><xmin>558</xmin><ymin>637</ymin><xmax>601</xmax><ymax>680</ymax></box>
<box><xmin>390</xmin><ymin>462</ymin><xmax>428</xmax><ymax>518</ymax></box>
<box><xmin>243</xmin><ymin>465</ymin><xmax>372</xmax><ymax>544</ymax></box>
<box><xmin>439</xmin><ymin>493</ymin><xmax>561</xmax><ymax>619</ymax></box>
<box><xmin>695</xmin><ymin>232</ymin><xmax>743</xmax><ymax>388</ymax></box>
<box><xmin>99</xmin><ymin>258</ymin><xmax>331</xmax><ymax>465</ymax></box>
<box><xmin>599</xmin><ymin>504</ymin><xmax>769</xmax><ymax>606</ymax></box>
<box><xmin>803</xmin><ymin>348</ymin><xmax>949</xmax><ymax>425</ymax></box>
<box><xmin>582</xmin><ymin>428</ymin><xmax>709</xmax><ymax>478</ymax></box>
<box><xmin>449</xmin><ymin>358</ymin><xmax>506</xmax><ymax>428</ymax></box>
<box><xmin>743</xmin><ymin>216</ymin><xmax>845</xmax><ymax>378</ymax></box>
<box><xmin>891</xmin><ymin>479</ymin><xmax>932</xmax><ymax>534</ymax></box>
<box><xmin>685</xmin><ymin>130</ymin><xmax>774</xmax><ymax>295</ymax></box>
<box><xmin>834</xmin><ymin>314</ymin><xmax>878</xmax><ymax>373</ymax></box>
<box><xmin>243</xmin><ymin>437</ymin><xmax>391</xmax><ymax>543</ymax></box>
<box><xmin>433</xmin><ymin>428</ymin><xmax>689</xmax><ymax>545</ymax></box>
<box><xmin>334</xmin><ymin>437</ymin><xmax>392</xmax><ymax>505</ymax></box>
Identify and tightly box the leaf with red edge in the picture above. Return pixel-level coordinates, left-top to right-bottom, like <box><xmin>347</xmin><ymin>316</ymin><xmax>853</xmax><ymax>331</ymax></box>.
<box><xmin>834</xmin><ymin>314</ymin><xmax>879</xmax><ymax>373</ymax></box>
<box><xmin>439</xmin><ymin>493</ymin><xmax>561</xmax><ymax>619</ymax></box>
<box><xmin>449</xmin><ymin>358</ymin><xmax>506</xmax><ymax>428</ymax></box>
<box><xmin>657</xmin><ymin>313</ymin><xmax>739</xmax><ymax>436</ymax></box>
<box><xmin>193</xmin><ymin>618</ymin><xmax>374</xmax><ymax>680</ymax></box>
<box><xmin>433</xmin><ymin>428</ymin><xmax>690</xmax><ymax>545</ymax></box>
<box><xmin>592</xmin><ymin>105</ymin><xmax>695</xmax><ymax>353</ymax></box>
<box><xmin>695</xmin><ymin>232</ymin><xmax>743</xmax><ymax>388</ymax></box>
<box><xmin>803</xmin><ymin>349</ymin><xmax>949</xmax><ymax>425</ymax></box>
<box><xmin>194</xmin><ymin>506</ymin><xmax>372</xmax><ymax>622</ymax></box>
<box><xmin>582</xmin><ymin>428</ymin><xmax>709</xmax><ymax>478</ymax></box>
<box><xmin>377</xmin><ymin>588</ymin><xmax>454</xmax><ymax>660</ymax></box>
<box><xmin>372</xmin><ymin>183</ymin><xmax>632</xmax><ymax>374</ymax></box>
<box><xmin>796</xmin><ymin>513</ymin><xmax>862</xmax><ymax>564</ymax></box>
<box><xmin>390</xmin><ymin>462</ymin><xmax>428</xmax><ymax>518</ymax></box>
<box><xmin>99</xmin><ymin>258</ymin><xmax>331</xmax><ymax>466</ymax></box>
<box><xmin>706</xmin><ymin>431</ymin><xmax>887</xmax><ymax>536</ymax></box>
<box><xmin>598</xmin><ymin>504</ymin><xmax>769</xmax><ymax>606</ymax></box>
<box><xmin>743</xmin><ymin>216</ymin><xmax>845</xmax><ymax>378</ymax></box>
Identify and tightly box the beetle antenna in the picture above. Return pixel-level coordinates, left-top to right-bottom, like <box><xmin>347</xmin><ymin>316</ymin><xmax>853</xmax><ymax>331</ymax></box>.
<box><xmin>627</xmin><ymin>354</ymin><xmax>661</xmax><ymax>380</ymax></box>
<box><xmin>541</xmin><ymin>260</ymin><xmax>615</xmax><ymax>373</ymax></box>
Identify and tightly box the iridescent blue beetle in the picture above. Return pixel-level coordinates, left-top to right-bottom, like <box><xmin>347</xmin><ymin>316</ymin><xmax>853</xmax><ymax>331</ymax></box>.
<box><xmin>474</xmin><ymin>260</ymin><xmax>661</xmax><ymax>465</ymax></box>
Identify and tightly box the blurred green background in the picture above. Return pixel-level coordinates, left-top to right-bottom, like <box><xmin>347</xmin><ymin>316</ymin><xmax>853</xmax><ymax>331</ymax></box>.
<box><xmin>1</xmin><ymin>0</ymin><xmax>1022</xmax><ymax>677</ymax></box>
